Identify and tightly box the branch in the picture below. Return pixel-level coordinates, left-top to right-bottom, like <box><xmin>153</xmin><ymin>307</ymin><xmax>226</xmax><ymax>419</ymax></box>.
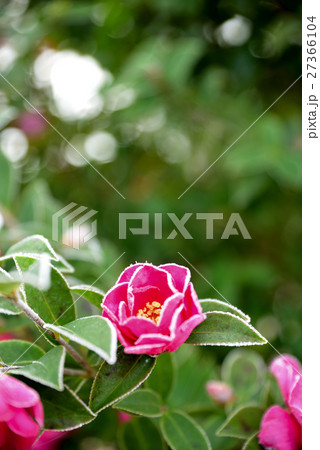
<box><xmin>8</xmin><ymin>294</ymin><xmax>95</xmax><ymax>377</ymax></box>
<box><xmin>63</xmin><ymin>368</ymin><xmax>88</xmax><ymax>377</ymax></box>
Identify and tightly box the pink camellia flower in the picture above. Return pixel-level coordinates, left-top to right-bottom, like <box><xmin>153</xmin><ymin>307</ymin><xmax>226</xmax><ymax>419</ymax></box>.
<box><xmin>102</xmin><ymin>263</ymin><xmax>205</xmax><ymax>355</ymax></box>
<box><xmin>206</xmin><ymin>381</ymin><xmax>235</xmax><ymax>406</ymax></box>
<box><xmin>0</xmin><ymin>374</ymin><xmax>44</xmax><ymax>450</ymax></box>
<box><xmin>259</xmin><ymin>354</ymin><xmax>302</xmax><ymax>450</ymax></box>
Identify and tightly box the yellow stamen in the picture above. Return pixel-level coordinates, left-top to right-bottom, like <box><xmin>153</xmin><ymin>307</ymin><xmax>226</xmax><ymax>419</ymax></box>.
<box><xmin>137</xmin><ymin>301</ymin><xmax>163</xmax><ymax>325</ymax></box>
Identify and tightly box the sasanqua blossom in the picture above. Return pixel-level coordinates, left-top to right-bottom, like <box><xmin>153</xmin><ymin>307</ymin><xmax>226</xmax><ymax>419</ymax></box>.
<box><xmin>102</xmin><ymin>263</ymin><xmax>205</xmax><ymax>355</ymax></box>
<box><xmin>259</xmin><ymin>354</ymin><xmax>302</xmax><ymax>450</ymax></box>
<box><xmin>0</xmin><ymin>374</ymin><xmax>44</xmax><ymax>450</ymax></box>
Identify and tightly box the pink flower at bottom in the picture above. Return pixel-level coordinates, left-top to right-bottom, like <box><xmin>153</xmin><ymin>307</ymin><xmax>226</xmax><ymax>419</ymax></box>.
<box><xmin>102</xmin><ymin>263</ymin><xmax>205</xmax><ymax>355</ymax></box>
<box><xmin>0</xmin><ymin>374</ymin><xmax>44</xmax><ymax>450</ymax></box>
<box><xmin>258</xmin><ymin>354</ymin><xmax>302</xmax><ymax>450</ymax></box>
<box><xmin>33</xmin><ymin>431</ymin><xmax>69</xmax><ymax>450</ymax></box>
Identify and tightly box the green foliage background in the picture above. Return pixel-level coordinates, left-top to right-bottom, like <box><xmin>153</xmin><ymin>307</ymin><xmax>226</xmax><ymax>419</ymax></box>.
<box><xmin>0</xmin><ymin>0</ymin><xmax>301</xmax><ymax>447</ymax></box>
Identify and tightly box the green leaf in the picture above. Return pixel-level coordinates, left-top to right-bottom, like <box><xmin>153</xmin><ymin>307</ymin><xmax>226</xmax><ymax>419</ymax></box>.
<box><xmin>118</xmin><ymin>417</ymin><xmax>166</xmax><ymax>450</ymax></box>
<box><xmin>114</xmin><ymin>388</ymin><xmax>162</xmax><ymax>417</ymax></box>
<box><xmin>90</xmin><ymin>348</ymin><xmax>156</xmax><ymax>413</ymax></box>
<box><xmin>202</xmin><ymin>415</ymin><xmax>239</xmax><ymax>450</ymax></box>
<box><xmin>242</xmin><ymin>433</ymin><xmax>261</xmax><ymax>450</ymax></box>
<box><xmin>70</xmin><ymin>285</ymin><xmax>104</xmax><ymax>309</ymax></box>
<box><xmin>6</xmin><ymin>235</ymin><xmax>58</xmax><ymax>258</ymax></box>
<box><xmin>186</xmin><ymin>312</ymin><xmax>267</xmax><ymax>346</ymax></box>
<box><xmin>0</xmin><ymin>263</ymin><xmax>54</xmax><ymax>294</ymax></box>
<box><xmin>0</xmin><ymin>297</ymin><xmax>21</xmax><ymax>315</ymax></box>
<box><xmin>9</xmin><ymin>346</ymin><xmax>66</xmax><ymax>391</ymax></box>
<box><xmin>145</xmin><ymin>352</ymin><xmax>175</xmax><ymax>401</ymax></box>
<box><xmin>0</xmin><ymin>153</ymin><xmax>17</xmax><ymax>206</ymax></box>
<box><xmin>168</xmin><ymin>346</ymin><xmax>213</xmax><ymax>411</ymax></box>
<box><xmin>36</xmin><ymin>384</ymin><xmax>95</xmax><ymax>431</ymax></box>
<box><xmin>217</xmin><ymin>405</ymin><xmax>264</xmax><ymax>439</ymax></box>
<box><xmin>45</xmin><ymin>316</ymin><xmax>117</xmax><ymax>364</ymax></box>
<box><xmin>165</xmin><ymin>38</ymin><xmax>205</xmax><ymax>86</ymax></box>
<box><xmin>0</xmin><ymin>339</ymin><xmax>45</xmax><ymax>365</ymax></box>
<box><xmin>2</xmin><ymin>235</ymin><xmax>73</xmax><ymax>273</ymax></box>
<box><xmin>0</xmin><ymin>267</ymin><xmax>21</xmax><ymax>298</ymax></box>
<box><xmin>0</xmin><ymin>278</ymin><xmax>21</xmax><ymax>295</ymax></box>
<box><xmin>15</xmin><ymin>256</ymin><xmax>76</xmax><ymax>326</ymax></box>
<box><xmin>199</xmin><ymin>299</ymin><xmax>250</xmax><ymax>322</ymax></box>
<box><xmin>160</xmin><ymin>410</ymin><xmax>211</xmax><ymax>450</ymax></box>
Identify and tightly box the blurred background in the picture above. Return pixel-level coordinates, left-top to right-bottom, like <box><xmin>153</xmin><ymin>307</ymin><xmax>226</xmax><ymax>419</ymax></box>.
<box><xmin>0</xmin><ymin>0</ymin><xmax>301</xmax><ymax>407</ymax></box>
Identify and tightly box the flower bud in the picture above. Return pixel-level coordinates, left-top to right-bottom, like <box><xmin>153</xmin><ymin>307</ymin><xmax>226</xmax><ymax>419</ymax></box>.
<box><xmin>118</xmin><ymin>411</ymin><xmax>132</xmax><ymax>424</ymax></box>
<box><xmin>206</xmin><ymin>381</ymin><xmax>235</xmax><ymax>405</ymax></box>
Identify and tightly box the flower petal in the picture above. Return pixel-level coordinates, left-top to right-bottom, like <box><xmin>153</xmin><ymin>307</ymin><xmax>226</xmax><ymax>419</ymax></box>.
<box><xmin>128</xmin><ymin>285</ymin><xmax>163</xmax><ymax>315</ymax></box>
<box><xmin>7</xmin><ymin>408</ymin><xmax>41</xmax><ymax>438</ymax></box>
<box><xmin>121</xmin><ymin>316</ymin><xmax>159</xmax><ymax>336</ymax></box>
<box><xmin>258</xmin><ymin>405</ymin><xmax>301</xmax><ymax>450</ymax></box>
<box><xmin>135</xmin><ymin>333</ymin><xmax>172</xmax><ymax>347</ymax></box>
<box><xmin>124</xmin><ymin>342</ymin><xmax>168</xmax><ymax>355</ymax></box>
<box><xmin>0</xmin><ymin>422</ymin><xmax>8</xmax><ymax>447</ymax></box>
<box><xmin>8</xmin><ymin>431</ymin><xmax>36</xmax><ymax>450</ymax></box>
<box><xmin>33</xmin><ymin>430</ymin><xmax>68</xmax><ymax>450</ymax></box>
<box><xmin>158</xmin><ymin>293</ymin><xmax>184</xmax><ymax>330</ymax></box>
<box><xmin>119</xmin><ymin>301</ymin><xmax>130</xmax><ymax>322</ymax></box>
<box><xmin>167</xmin><ymin>313</ymin><xmax>205</xmax><ymax>352</ymax></box>
<box><xmin>129</xmin><ymin>265</ymin><xmax>177</xmax><ymax>310</ymax></box>
<box><xmin>0</xmin><ymin>375</ymin><xmax>40</xmax><ymax>408</ymax></box>
<box><xmin>102</xmin><ymin>282</ymin><xmax>129</xmax><ymax>321</ymax></box>
<box><xmin>115</xmin><ymin>326</ymin><xmax>136</xmax><ymax>347</ymax></box>
<box><xmin>289</xmin><ymin>376</ymin><xmax>302</xmax><ymax>426</ymax></box>
<box><xmin>270</xmin><ymin>355</ymin><xmax>302</xmax><ymax>406</ymax></box>
<box><xmin>183</xmin><ymin>283</ymin><xmax>203</xmax><ymax>316</ymax></box>
<box><xmin>159</xmin><ymin>264</ymin><xmax>190</xmax><ymax>293</ymax></box>
<box><xmin>116</xmin><ymin>264</ymin><xmax>144</xmax><ymax>284</ymax></box>
<box><xmin>0</xmin><ymin>395</ymin><xmax>14</xmax><ymax>421</ymax></box>
<box><xmin>31</xmin><ymin>400</ymin><xmax>44</xmax><ymax>428</ymax></box>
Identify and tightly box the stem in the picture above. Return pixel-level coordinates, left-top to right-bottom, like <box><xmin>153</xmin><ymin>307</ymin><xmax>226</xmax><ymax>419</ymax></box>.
<box><xmin>10</xmin><ymin>295</ymin><xmax>95</xmax><ymax>377</ymax></box>
<box><xmin>63</xmin><ymin>368</ymin><xmax>88</xmax><ymax>377</ymax></box>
